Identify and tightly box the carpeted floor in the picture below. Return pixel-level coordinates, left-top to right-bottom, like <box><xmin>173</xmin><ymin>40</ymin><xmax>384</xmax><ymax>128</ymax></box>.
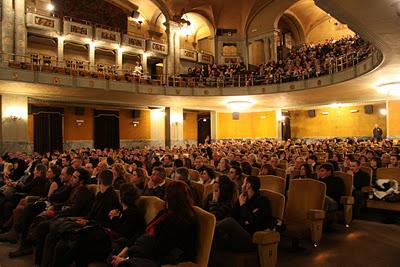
<box><xmin>0</xmin><ymin>220</ymin><xmax>399</xmax><ymax>267</ymax></box>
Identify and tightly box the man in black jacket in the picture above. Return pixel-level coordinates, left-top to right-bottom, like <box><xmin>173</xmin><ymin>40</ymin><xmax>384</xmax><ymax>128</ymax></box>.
<box><xmin>215</xmin><ymin>175</ymin><xmax>272</xmax><ymax>252</ymax></box>
<box><xmin>143</xmin><ymin>166</ymin><xmax>166</xmax><ymax>200</ymax></box>
<box><xmin>318</xmin><ymin>163</ymin><xmax>345</xmax><ymax>211</ymax></box>
<box><xmin>349</xmin><ymin>160</ymin><xmax>370</xmax><ymax>217</ymax></box>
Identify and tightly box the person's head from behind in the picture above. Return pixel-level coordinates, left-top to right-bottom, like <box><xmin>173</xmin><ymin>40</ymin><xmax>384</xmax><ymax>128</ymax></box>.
<box><xmin>173</xmin><ymin>159</ymin><xmax>183</xmax><ymax>169</ymax></box>
<box><xmin>165</xmin><ymin>180</ymin><xmax>194</xmax><ymax>219</ymax></box>
<box><xmin>242</xmin><ymin>176</ymin><xmax>260</xmax><ymax>197</ymax></box>
<box><xmin>151</xmin><ymin>166</ymin><xmax>166</xmax><ymax>185</ymax></box>
<box><xmin>318</xmin><ymin>163</ymin><xmax>334</xmax><ymax>179</ymax></box>
<box><xmin>216</xmin><ymin>175</ymin><xmax>235</xmax><ymax>203</ymax></box>
<box><xmin>98</xmin><ymin>169</ymin><xmax>113</xmax><ymax>187</ymax></box>
<box><xmin>119</xmin><ymin>183</ymin><xmax>140</xmax><ymax>208</ymax></box>
<box><xmin>260</xmin><ymin>164</ymin><xmax>274</xmax><ymax>175</ymax></box>
<box><xmin>112</xmin><ymin>163</ymin><xmax>125</xmax><ymax>179</ymax></box>
<box><xmin>174</xmin><ymin>167</ymin><xmax>190</xmax><ymax>183</ymax></box>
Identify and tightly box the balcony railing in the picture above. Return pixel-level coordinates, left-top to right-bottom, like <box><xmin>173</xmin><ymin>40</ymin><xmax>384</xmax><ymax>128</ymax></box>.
<box><xmin>0</xmin><ymin>48</ymin><xmax>382</xmax><ymax>96</ymax></box>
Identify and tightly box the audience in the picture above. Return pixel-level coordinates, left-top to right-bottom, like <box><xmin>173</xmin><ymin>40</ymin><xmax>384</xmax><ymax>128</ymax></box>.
<box><xmin>0</xmin><ymin>136</ymin><xmax>398</xmax><ymax>266</ymax></box>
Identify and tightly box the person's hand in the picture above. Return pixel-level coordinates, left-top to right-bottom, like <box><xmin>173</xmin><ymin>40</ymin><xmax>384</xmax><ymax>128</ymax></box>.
<box><xmin>111</xmin><ymin>255</ymin><xmax>126</xmax><ymax>267</ymax></box>
<box><xmin>212</xmin><ymin>184</ymin><xmax>220</xmax><ymax>202</ymax></box>
<box><xmin>109</xmin><ymin>209</ymin><xmax>120</xmax><ymax>219</ymax></box>
<box><xmin>239</xmin><ymin>193</ymin><xmax>247</xmax><ymax>206</ymax></box>
<box><xmin>75</xmin><ymin>218</ymin><xmax>88</xmax><ymax>226</ymax></box>
<box><xmin>147</xmin><ymin>179</ymin><xmax>155</xmax><ymax>189</ymax></box>
<box><xmin>347</xmin><ymin>170</ymin><xmax>354</xmax><ymax>176</ymax></box>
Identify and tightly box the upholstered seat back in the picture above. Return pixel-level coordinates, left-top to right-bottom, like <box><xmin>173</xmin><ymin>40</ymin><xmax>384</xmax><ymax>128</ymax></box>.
<box><xmin>192</xmin><ymin>207</ymin><xmax>216</xmax><ymax>267</ymax></box>
<box><xmin>136</xmin><ymin>196</ymin><xmax>165</xmax><ymax>224</ymax></box>
<box><xmin>260</xmin><ymin>189</ymin><xmax>285</xmax><ymax>221</ymax></box>
<box><xmin>334</xmin><ymin>171</ymin><xmax>353</xmax><ymax>196</ymax></box>
<box><xmin>275</xmin><ymin>168</ymin><xmax>286</xmax><ymax>178</ymax></box>
<box><xmin>191</xmin><ymin>182</ymin><xmax>205</xmax><ymax>203</ymax></box>
<box><xmin>377</xmin><ymin>168</ymin><xmax>400</xmax><ymax>183</ymax></box>
<box><xmin>360</xmin><ymin>166</ymin><xmax>373</xmax><ymax>185</ymax></box>
<box><xmin>259</xmin><ymin>175</ymin><xmax>286</xmax><ymax>195</ymax></box>
<box><xmin>284</xmin><ymin>179</ymin><xmax>326</xmax><ymax>224</ymax></box>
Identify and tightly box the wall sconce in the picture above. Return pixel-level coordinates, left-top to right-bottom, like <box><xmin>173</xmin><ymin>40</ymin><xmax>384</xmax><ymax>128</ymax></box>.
<box><xmin>132</xmin><ymin>121</ymin><xmax>139</xmax><ymax>127</ymax></box>
<box><xmin>76</xmin><ymin>119</ymin><xmax>84</xmax><ymax>126</ymax></box>
<box><xmin>9</xmin><ymin>115</ymin><xmax>22</xmax><ymax>121</ymax></box>
<box><xmin>6</xmin><ymin>106</ymin><xmax>26</xmax><ymax>121</ymax></box>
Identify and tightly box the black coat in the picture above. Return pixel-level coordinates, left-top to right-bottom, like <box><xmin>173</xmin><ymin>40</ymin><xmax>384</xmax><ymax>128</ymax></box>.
<box><xmin>57</xmin><ymin>185</ymin><xmax>94</xmax><ymax>217</ymax></box>
<box><xmin>87</xmin><ymin>186</ymin><xmax>121</xmax><ymax>225</ymax></box>
<box><xmin>321</xmin><ymin>175</ymin><xmax>345</xmax><ymax>203</ymax></box>
<box><xmin>110</xmin><ymin>205</ymin><xmax>145</xmax><ymax>240</ymax></box>
<box><xmin>231</xmin><ymin>192</ymin><xmax>272</xmax><ymax>235</ymax></box>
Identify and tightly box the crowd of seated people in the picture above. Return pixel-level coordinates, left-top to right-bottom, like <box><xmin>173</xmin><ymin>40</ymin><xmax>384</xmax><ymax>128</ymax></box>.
<box><xmin>0</xmin><ymin>137</ymin><xmax>399</xmax><ymax>266</ymax></box>
<box><xmin>7</xmin><ymin>36</ymin><xmax>375</xmax><ymax>88</ymax></box>
<box><xmin>182</xmin><ymin>35</ymin><xmax>374</xmax><ymax>87</ymax></box>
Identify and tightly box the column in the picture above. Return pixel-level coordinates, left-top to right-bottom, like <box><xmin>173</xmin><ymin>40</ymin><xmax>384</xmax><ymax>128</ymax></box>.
<box><xmin>57</xmin><ymin>36</ymin><xmax>65</xmax><ymax>66</ymax></box>
<box><xmin>210</xmin><ymin>110</ymin><xmax>217</xmax><ymax>142</ymax></box>
<box><xmin>265</xmin><ymin>29</ymin><xmax>280</xmax><ymax>62</ymax></box>
<box><xmin>264</xmin><ymin>37</ymin><xmax>271</xmax><ymax>63</ymax></box>
<box><xmin>14</xmin><ymin>0</ymin><xmax>26</xmax><ymax>62</ymax></box>
<box><xmin>2</xmin><ymin>0</ymin><xmax>14</xmax><ymax>61</ymax></box>
<box><xmin>169</xmin><ymin>107</ymin><xmax>184</xmax><ymax>147</ymax></box>
<box><xmin>89</xmin><ymin>42</ymin><xmax>96</xmax><ymax>70</ymax></box>
<box><xmin>166</xmin><ymin>21</ymin><xmax>181</xmax><ymax>76</ymax></box>
<box><xmin>150</xmin><ymin>109</ymin><xmax>166</xmax><ymax>147</ymax></box>
<box><xmin>0</xmin><ymin>94</ymin><xmax>30</xmax><ymax>153</ymax></box>
<box><xmin>116</xmin><ymin>48</ymin><xmax>123</xmax><ymax>70</ymax></box>
<box><xmin>275</xmin><ymin>109</ymin><xmax>283</xmax><ymax>140</ymax></box>
<box><xmin>142</xmin><ymin>52</ymin><xmax>148</xmax><ymax>75</ymax></box>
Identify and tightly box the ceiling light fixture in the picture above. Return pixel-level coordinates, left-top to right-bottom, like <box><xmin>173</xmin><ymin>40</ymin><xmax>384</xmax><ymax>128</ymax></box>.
<box><xmin>377</xmin><ymin>81</ymin><xmax>400</xmax><ymax>96</ymax></box>
<box><xmin>225</xmin><ymin>100</ymin><xmax>253</xmax><ymax>111</ymax></box>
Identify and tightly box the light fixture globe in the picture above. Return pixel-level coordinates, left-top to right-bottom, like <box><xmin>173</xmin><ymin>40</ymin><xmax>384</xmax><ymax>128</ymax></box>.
<box><xmin>225</xmin><ymin>100</ymin><xmax>253</xmax><ymax>111</ymax></box>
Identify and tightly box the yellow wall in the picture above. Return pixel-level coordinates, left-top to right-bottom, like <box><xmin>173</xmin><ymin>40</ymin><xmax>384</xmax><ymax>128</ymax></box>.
<box><xmin>307</xmin><ymin>19</ymin><xmax>354</xmax><ymax>44</ymax></box>
<box><xmin>64</xmin><ymin>107</ymin><xmax>94</xmax><ymax>141</ymax></box>
<box><xmin>291</xmin><ymin>104</ymin><xmax>387</xmax><ymax>138</ymax></box>
<box><xmin>217</xmin><ymin>111</ymin><xmax>277</xmax><ymax>139</ymax></box>
<box><xmin>183</xmin><ymin>112</ymin><xmax>198</xmax><ymax>141</ymax></box>
<box><xmin>250</xmin><ymin>40</ymin><xmax>265</xmax><ymax>65</ymax></box>
<box><xmin>388</xmin><ymin>100</ymin><xmax>400</xmax><ymax>137</ymax></box>
<box><xmin>120</xmin><ymin>109</ymin><xmax>151</xmax><ymax>140</ymax></box>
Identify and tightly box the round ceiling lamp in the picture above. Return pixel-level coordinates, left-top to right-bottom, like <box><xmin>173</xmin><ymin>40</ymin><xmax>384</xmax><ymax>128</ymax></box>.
<box><xmin>377</xmin><ymin>81</ymin><xmax>400</xmax><ymax>96</ymax></box>
<box><xmin>225</xmin><ymin>100</ymin><xmax>253</xmax><ymax>111</ymax></box>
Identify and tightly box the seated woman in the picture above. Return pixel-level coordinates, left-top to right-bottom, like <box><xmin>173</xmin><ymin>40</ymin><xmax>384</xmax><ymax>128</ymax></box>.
<box><xmin>293</xmin><ymin>163</ymin><xmax>314</xmax><ymax>179</ymax></box>
<box><xmin>200</xmin><ymin>167</ymin><xmax>216</xmax><ymax>185</ymax></box>
<box><xmin>204</xmin><ymin>175</ymin><xmax>235</xmax><ymax>221</ymax></box>
<box><xmin>111</xmin><ymin>180</ymin><xmax>197</xmax><ymax>267</ymax></box>
<box><xmin>128</xmin><ymin>168</ymin><xmax>147</xmax><ymax>191</ymax></box>
<box><xmin>259</xmin><ymin>163</ymin><xmax>275</xmax><ymax>176</ymax></box>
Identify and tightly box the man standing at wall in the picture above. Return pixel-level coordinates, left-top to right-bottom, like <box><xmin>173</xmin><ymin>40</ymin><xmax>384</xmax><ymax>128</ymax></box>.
<box><xmin>373</xmin><ymin>124</ymin><xmax>383</xmax><ymax>142</ymax></box>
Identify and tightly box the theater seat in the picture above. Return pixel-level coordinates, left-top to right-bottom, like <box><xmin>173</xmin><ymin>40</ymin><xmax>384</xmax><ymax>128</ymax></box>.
<box><xmin>259</xmin><ymin>175</ymin><xmax>286</xmax><ymax>195</ymax></box>
<box><xmin>328</xmin><ymin>171</ymin><xmax>354</xmax><ymax>227</ymax></box>
<box><xmin>284</xmin><ymin>179</ymin><xmax>326</xmax><ymax>247</ymax></box>
<box><xmin>216</xmin><ymin>189</ymin><xmax>284</xmax><ymax>267</ymax></box>
<box><xmin>164</xmin><ymin>206</ymin><xmax>216</xmax><ymax>267</ymax></box>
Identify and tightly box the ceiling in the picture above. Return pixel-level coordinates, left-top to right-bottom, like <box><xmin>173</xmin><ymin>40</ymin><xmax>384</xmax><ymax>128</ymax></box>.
<box><xmin>10</xmin><ymin>0</ymin><xmax>400</xmax><ymax>111</ymax></box>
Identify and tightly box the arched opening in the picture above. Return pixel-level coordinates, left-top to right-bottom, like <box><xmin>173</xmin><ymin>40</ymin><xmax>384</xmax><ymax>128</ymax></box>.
<box><xmin>277</xmin><ymin>13</ymin><xmax>305</xmax><ymax>59</ymax></box>
<box><xmin>248</xmin><ymin>40</ymin><xmax>266</xmax><ymax>66</ymax></box>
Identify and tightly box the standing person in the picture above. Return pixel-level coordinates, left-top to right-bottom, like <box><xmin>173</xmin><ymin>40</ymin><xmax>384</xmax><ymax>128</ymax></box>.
<box><xmin>373</xmin><ymin>124</ymin><xmax>383</xmax><ymax>142</ymax></box>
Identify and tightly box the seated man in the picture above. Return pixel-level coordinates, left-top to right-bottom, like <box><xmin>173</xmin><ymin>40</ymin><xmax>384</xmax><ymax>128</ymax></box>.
<box><xmin>215</xmin><ymin>176</ymin><xmax>272</xmax><ymax>252</ymax></box>
<box><xmin>143</xmin><ymin>166</ymin><xmax>166</xmax><ymax>200</ymax></box>
<box><xmin>348</xmin><ymin>159</ymin><xmax>370</xmax><ymax>217</ymax></box>
<box><xmin>318</xmin><ymin>163</ymin><xmax>345</xmax><ymax>211</ymax></box>
<box><xmin>174</xmin><ymin>167</ymin><xmax>202</xmax><ymax>206</ymax></box>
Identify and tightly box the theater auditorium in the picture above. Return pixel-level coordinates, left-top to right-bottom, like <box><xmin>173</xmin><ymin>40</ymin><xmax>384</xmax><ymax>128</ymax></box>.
<box><xmin>0</xmin><ymin>0</ymin><xmax>399</xmax><ymax>266</ymax></box>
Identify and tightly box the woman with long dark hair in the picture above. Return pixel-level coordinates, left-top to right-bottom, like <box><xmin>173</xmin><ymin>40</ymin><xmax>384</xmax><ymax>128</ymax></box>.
<box><xmin>111</xmin><ymin>180</ymin><xmax>197</xmax><ymax>267</ymax></box>
<box><xmin>204</xmin><ymin>175</ymin><xmax>235</xmax><ymax>221</ymax></box>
